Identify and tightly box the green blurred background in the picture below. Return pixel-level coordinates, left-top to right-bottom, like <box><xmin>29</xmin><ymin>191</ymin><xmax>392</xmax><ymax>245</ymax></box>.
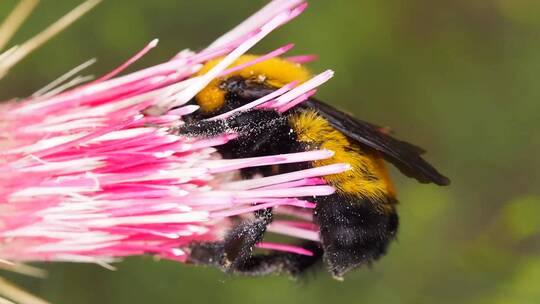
<box><xmin>1</xmin><ymin>0</ymin><xmax>540</xmax><ymax>303</ymax></box>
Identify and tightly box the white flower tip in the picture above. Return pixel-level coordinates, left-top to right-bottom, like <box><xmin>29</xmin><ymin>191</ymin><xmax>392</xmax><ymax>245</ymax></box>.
<box><xmin>292</xmin><ymin>2</ymin><xmax>309</xmax><ymax>16</ymax></box>
<box><xmin>149</xmin><ymin>39</ymin><xmax>159</xmax><ymax>48</ymax></box>
<box><xmin>281</xmin><ymin>43</ymin><xmax>295</xmax><ymax>52</ymax></box>
<box><xmin>322</xmin><ymin>149</ymin><xmax>335</xmax><ymax>157</ymax></box>
<box><xmin>341</xmin><ymin>163</ymin><xmax>353</xmax><ymax>171</ymax></box>
<box><xmin>171</xmin><ymin>248</ymin><xmax>185</xmax><ymax>256</ymax></box>
<box><xmin>323</xmin><ymin>69</ymin><xmax>335</xmax><ymax>78</ymax></box>
<box><xmin>182</xmin><ymin>104</ymin><xmax>200</xmax><ymax>114</ymax></box>
<box><xmin>324</xmin><ymin>186</ymin><xmax>337</xmax><ymax>195</ymax></box>
<box><xmin>154</xmin><ymin>150</ymin><xmax>175</xmax><ymax>158</ymax></box>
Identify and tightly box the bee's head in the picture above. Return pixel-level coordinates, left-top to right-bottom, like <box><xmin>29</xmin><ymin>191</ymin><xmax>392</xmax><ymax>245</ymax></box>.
<box><xmin>194</xmin><ymin>55</ymin><xmax>312</xmax><ymax>116</ymax></box>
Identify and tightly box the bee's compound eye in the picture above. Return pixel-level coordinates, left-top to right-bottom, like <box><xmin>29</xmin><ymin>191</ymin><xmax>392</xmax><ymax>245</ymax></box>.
<box><xmin>220</xmin><ymin>76</ymin><xmax>246</xmax><ymax>93</ymax></box>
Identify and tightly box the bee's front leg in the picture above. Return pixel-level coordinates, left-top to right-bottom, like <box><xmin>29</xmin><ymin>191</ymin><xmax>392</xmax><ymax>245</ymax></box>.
<box><xmin>223</xmin><ymin>208</ymin><xmax>274</xmax><ymax>269</ymax></box>
<box><xmin>188</xmin><ymin>208</ymin><xmax>273</xmax><ymax>270</ymax></box>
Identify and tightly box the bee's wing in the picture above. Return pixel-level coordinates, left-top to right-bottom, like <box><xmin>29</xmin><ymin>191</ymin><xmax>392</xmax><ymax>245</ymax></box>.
<box><xmin>302</xmin><ymin>99</ymin><xmax>450</xmax><ymax>186</ymax></box>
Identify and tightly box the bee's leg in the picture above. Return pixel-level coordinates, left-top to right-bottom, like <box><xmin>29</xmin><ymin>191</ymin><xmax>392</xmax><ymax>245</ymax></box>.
<box><xmin>186</xmin><ymin>242</ymin><xmax>223</xmax><ymax>267</ymax></box>
<box><xmin>228</xmin><ymin>241</ymin><xmax>323</xmax><ymax>277</ymax></box>
<box><xmin>189</xmin><ymin>240</ymin><xmax>323</xmax><ymax>277</ymax></box>
<box><xmin>172</xmin><ymin>117</ymin><xmax>229</xmax><ymax>138</ymax></box>
<box><xmin>188</xmin><ymin>208</ymin><xmax>274</xmax><ymax>269</ymax></box>
<box><xmin>173</xmin><ymin>109</ymin><xmax>286</xmax><ymax>138</ymax></box>
<box><xmin>188</xmin><ymin>211</ymin><xmax>323</xmax><ymax>277</ymax></box>
<box><xmin>223</xmin><ymin>208</ymin><xmax>274</xmax><ymax>269</ymax></box>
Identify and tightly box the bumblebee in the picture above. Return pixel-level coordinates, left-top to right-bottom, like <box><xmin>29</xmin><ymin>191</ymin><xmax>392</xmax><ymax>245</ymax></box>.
<box><xmin>178</xmin><ymin>55</ymin><xmax>450</xmax><ymax>279</ymax></box>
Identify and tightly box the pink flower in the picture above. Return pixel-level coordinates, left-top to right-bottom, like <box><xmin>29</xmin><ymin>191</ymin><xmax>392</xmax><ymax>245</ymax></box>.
<box><xmin>0</xmin><ymin>0</ymin><xmax>345</xmax><ymax>267</ymax></box>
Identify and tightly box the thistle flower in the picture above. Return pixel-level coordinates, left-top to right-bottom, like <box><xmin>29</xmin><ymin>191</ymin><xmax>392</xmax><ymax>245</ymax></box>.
<box><xmin>0</xmin><ymin>0</ymin><xmax>344</xmax><ymax>275</ymax></box>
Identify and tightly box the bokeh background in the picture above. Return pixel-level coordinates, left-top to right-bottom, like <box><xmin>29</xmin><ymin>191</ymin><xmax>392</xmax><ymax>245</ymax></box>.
<box><xmin>1</xmin><ymin>0</ymin><xmax>539</xmax><ymax>303</ymax></box>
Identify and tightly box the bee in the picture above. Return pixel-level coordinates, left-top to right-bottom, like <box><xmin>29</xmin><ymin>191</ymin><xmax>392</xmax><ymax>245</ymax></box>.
<box><xmin>178</xmin><ymin>55</ymin><xmax>450</xmax><ymax>279</ymax></box>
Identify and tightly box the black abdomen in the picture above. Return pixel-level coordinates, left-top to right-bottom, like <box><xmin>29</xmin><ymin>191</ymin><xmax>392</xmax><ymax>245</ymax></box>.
<box><xmin>314</xmin><ymin>194</ymin><xmax>399</xmax><ymax>279</ymax></box>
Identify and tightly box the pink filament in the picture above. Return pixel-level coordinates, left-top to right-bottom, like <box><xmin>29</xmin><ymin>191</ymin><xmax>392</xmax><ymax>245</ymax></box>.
<box><xmin>218</xmin><ymin>43</ymin><xmax>294</xmax><ymax>77</ymax></box>
<box><xmin>91</xmin><ymin>39</ymin><xmax>159</xmax><ymax>84</ymax></box>
<box><xmin>285</xmin><ymin>54</ymin><xmax>318</xmax><ymax>63</ymax></box>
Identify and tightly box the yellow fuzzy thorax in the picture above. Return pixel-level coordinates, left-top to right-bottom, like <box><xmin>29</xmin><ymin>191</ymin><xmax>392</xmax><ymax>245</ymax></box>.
<box><xmin>195</xmin><ymin>55</ymin><xmax>312</xmax><ymax>113</ymax></box>
<box><xmin>291</xmin><ymin>110</ymin><xmax>397</xmax><ymax>203</ymax></box>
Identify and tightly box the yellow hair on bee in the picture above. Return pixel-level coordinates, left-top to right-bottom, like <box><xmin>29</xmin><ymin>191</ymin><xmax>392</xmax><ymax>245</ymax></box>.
<box><xmin>195</xmin><ymin>55</ymin><xmax>312</xmax><ymax>113</ymax></box>
<box><xmin>291</xmin><ymin>110</ymin><xmax>397</xmax><ymax>204</ymax></box>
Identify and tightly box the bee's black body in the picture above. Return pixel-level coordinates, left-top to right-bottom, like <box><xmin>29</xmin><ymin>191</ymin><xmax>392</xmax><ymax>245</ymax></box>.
<box><xmin>176</xmin><ymin>55</ymin><xmax>449</xmax><ymax>279</ymax></box>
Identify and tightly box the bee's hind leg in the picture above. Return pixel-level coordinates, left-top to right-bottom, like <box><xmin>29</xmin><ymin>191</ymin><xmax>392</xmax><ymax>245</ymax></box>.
<box><xmin>187</xmin><ymin>209</ymin><xmax>323</xmax><ymax>277</ymax></box>
<box><xmin>188</xmin><ymin>240</ymin><xmax>323</xmax><ymax>278</ymax></box>
<box><xmin>228</xmin><ymin>241</ymin><xmax>323</xmax><ymax>278</ymax></box>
